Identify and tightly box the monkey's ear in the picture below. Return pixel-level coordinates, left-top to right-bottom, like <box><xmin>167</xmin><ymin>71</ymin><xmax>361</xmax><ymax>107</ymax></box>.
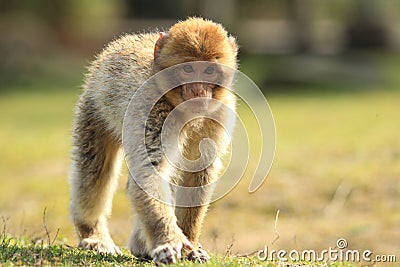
<box><xmin>154</xmin><ymin>32</ymin><xmax>169</xmax><ymax>59</ymax></box>
<box><xmin>228</xmin><ymin>36</ymin><xmax>238</xmax><ymax>56</ymax></box>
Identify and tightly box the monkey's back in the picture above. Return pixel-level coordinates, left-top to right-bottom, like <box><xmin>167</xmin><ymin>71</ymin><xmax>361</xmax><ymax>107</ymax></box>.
<box><xmin>79</xmin><ymin>33</ymin><xmax>160</xmax><ymax>136</ymax></box>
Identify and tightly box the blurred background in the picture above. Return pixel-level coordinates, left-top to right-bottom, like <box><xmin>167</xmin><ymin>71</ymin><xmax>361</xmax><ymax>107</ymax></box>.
<box><xmin>1</xmin><ymin>0</ymin><xmax>399</xmax><ymax>260</ymax></box>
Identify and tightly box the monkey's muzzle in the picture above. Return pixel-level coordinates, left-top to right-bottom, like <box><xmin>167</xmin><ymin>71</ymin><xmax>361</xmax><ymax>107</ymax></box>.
<box><xmin>181</xmin><ymin>83</ymin><xmax>215</xmax><ymax>100</ymax></box>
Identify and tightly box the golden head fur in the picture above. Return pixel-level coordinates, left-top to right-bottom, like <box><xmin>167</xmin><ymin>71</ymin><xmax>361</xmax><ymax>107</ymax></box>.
<box><xmin>155</xmin><ymin>17</ymin><xmax>238</xmax><ymax>69</ymax></box>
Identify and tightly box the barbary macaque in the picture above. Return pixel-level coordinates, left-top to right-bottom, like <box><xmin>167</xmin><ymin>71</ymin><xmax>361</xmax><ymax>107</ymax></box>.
<box><xmin>69</xmin><ymin>17</ymin><xmax>238</xmax><ymax>264</ymax></box>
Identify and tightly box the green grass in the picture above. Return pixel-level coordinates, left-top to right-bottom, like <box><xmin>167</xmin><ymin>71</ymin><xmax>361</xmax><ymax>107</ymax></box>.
<box><xmin>0</xmin><ymin>237</ymin><xmax>138</xmax><ymax>266</ymax></box>
<box><xmin>0</xmin><ymin>53</ymin><xmax>399</xmax><ymax>266</ymax></box>
<box><xmin>1</xmin><ymin>235</ymin><xmax>360</xmax><ymax>267</ymax></box>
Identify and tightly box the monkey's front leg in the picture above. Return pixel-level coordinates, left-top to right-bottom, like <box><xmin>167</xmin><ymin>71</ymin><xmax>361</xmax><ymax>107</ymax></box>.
<box><xmin>174</xmin><ymin>169</ymin><xmax>218</xmax><ymax>263</ymax></box>
<box><xmin>175</xmin><ymin>205</ymin><xmax>211</xmax><ymax>263</ymax></box>
<box><xmin>127</xmin><ymin>172</ymin><xmax>194</xmax><ymax>264</ymax></box>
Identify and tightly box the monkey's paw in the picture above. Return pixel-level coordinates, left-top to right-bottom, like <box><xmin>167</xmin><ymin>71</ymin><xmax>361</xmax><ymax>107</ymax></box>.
<box><xmin>151</xmin><ymin>235</ymin><xmax>194</xmax><ymax>264</ymax></box>
<box><xmin>152</xmin><ymin>244</ymin><xmax>179</xmax><ymax>264</ymax></box>
<box><xmin>79</xmin><ymin>238</ymin><xmax>122</xmax><ymax>255</ymax></box>
<box><xmin>187</xmin><ymin>248</ymin><xmax>210</xmax><ymax>263</ymax></box>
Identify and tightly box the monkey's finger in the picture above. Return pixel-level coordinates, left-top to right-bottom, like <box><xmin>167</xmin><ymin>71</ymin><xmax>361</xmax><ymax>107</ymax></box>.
<box><xmin>182</xmin><ymin>239</ymin><xmax>195</xmax><ymax>250</ymax></box>
<box><xmin>174</xmin><ymin>245</ymin><xmax>182</xmax><ymax>260</ymax></box>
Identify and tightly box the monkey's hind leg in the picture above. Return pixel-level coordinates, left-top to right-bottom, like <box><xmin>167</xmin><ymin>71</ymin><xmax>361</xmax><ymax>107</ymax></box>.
<box><xmin>128</xmin><ymin>213</ymin><xmax>151</xmax><ymax>260</ymax></box>
<box><xmin>69</xmin><ymin>96</ymin><xmax>123</xmax><ymax>255</ymax></box>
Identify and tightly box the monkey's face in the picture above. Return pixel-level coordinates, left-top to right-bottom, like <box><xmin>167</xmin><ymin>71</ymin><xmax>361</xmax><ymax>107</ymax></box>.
<box><xmin>179</xmin><ymin>63</ymin><xmax>218</xmax><ymax>100</ymax></box>
<box><xmin>153</xmin><ymin>18</ymin><xmax>238</xmax><ymax>113</ymax></box>
<box><xmin>164</xmin><ymin>62</ymin><xmax>232</xmax><ymax>113</ymax></box>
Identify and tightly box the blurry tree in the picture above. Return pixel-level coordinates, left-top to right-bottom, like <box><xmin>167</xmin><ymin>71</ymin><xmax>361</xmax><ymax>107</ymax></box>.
<box><xmin>124</xmin><ymin>0</ymin><xmax>200</xmax><ymax>19</ymax></box>
<box><xmin>285</xmin><ymin>0</ymin><xmax>314</xmax><ymax>54</ymax></box>
<box><xmin>344</xmin><ymin>0</ymin><xmax>389</xmax><ymax>50</ymax></box>
<box><xmin>123</xmin><ymin>0</ymin><xmax>237</xmax><ymax>29</ymax></box>
<box><xmin>0</xmin><ymin>0</ymin><xmax>124</xmax><ymax>90</ymax></box>
<box><xmin>0</xmin><ymin>0</ymin><xmax>123</xmax><ymax>53</ymax></box>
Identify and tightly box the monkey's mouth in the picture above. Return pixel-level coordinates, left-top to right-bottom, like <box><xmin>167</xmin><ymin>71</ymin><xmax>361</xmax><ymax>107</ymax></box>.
<box><xmin>177</xmin><ymin>83</ymin><xmax>221</xmax><ymax>114</ymax></box>
<box><xmin>181</xmin><ymin>83</ymin><xmax>216</xmax><ymax>101</ymax></box>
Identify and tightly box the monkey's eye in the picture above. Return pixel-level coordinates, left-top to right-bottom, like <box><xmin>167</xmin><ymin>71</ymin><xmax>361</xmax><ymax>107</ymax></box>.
<box><xmin>204</xmin><ymin>66</ymin><xmax>215</xmax><ymax>75</ymax></box>
<box><xmin>183</xmin><ymin>64</ymin><xmax>194</xmax><ymax>73</ymax></box>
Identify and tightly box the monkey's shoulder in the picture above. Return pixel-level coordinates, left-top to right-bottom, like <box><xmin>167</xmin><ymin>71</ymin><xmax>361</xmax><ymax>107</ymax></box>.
<box><xmin>92</xmin><ymin>33</ymin><xmax>159</xmax><ymax>72</ymax></box>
